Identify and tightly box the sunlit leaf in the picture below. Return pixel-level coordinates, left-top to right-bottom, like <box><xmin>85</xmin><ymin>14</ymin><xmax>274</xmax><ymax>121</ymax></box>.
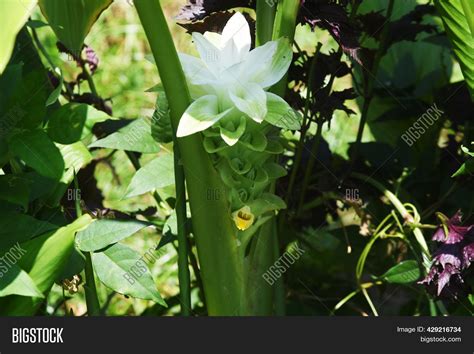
<box><xmin>76</xmin><ymin>219</ymin><xmax>152</xmax><ymax>252</ymax></box>
<box><xmin>92</xmin><ymin>243</ymin><xmax>166</xmax><ymax>306</ymax></box>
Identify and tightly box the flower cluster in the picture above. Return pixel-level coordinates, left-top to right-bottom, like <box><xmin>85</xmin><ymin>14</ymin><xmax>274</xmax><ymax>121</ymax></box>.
<box><xmin>177</xmin><ymin>12</ymin><xmax>301</xmax><ymax>231</ymax></box>
<box><xmin>419</xmin><ymin>212</ymin><xmax>474</xmax><ymax>299</ymax></box>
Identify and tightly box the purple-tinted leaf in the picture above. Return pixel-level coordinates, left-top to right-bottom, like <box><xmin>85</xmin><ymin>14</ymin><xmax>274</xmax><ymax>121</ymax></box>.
<box><xmin>178</xmin><ymin>11</ymin><xmax>256</xmax><ymax>47</ymax></box>
<box><xmin>177</xmin><ymin>0</ymin><xmax>255</xmax><ymax>21</ymax></box>
<box><xmin>300</xmin><ymin>0</ymin><xmax>361</xmax><ymax>63</ymax></box>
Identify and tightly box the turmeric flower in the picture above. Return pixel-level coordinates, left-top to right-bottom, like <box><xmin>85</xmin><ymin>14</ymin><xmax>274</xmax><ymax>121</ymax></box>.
<box><xmin>176</xmin><ymin>12</ymin><xmax>297</xmax><ymax>145</ymax></box>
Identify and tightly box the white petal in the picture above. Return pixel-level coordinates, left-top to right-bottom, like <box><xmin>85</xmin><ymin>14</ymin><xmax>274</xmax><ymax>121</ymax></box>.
<box><xmin>192</xmin><ymin>32</ymin><xmax>222</xmax><ymax>74</ymax></box>
<box><xmin>229</xmin><ymin>83</ymin><xmax>267</xmax><ymax>123</ymax></box>
<box><xmin>264</xmin><ymin>92</ymin><xmax>302</xmax><ymax>130</ymax></box>
<box><xmin>242</xmin><ymin>38</ymin><xmax>293</xmax><ymax>88</ymax></box>
<box><xmin>204</xmin><ymin>32</ymin><xmax>224</xmax><ymax>49</ymax></box>
<box><xmin>222</xmin><ymin>12</ymin><xmax>251</xmax><ymax>61</ymax></box>
<box><xmin>177</xmin><ymin>95</ymin><xmax>232</xmax><ymax>137</ymax></box>
<box><xmin>179</xmin><ymin>53</ymin><xmax>214</xmax><ymax>85</ymax></box>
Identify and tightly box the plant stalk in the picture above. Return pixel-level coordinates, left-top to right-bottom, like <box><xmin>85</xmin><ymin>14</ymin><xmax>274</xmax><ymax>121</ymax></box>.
<box><xmin>135</xmin><ymin>0</ymin><xmax>242</xmax><ymax>315</ymax></box>
<box><xmin>74</xmin><ymin>174</ymin><xmax>100</xmax><ymax>316</ymax></box>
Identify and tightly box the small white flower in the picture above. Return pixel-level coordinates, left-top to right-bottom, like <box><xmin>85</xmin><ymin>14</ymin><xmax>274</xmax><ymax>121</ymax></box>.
<box><xmin>177</xmin><ymin>12</ymin><xmax>295</xmax><ymax>145</ymax></box>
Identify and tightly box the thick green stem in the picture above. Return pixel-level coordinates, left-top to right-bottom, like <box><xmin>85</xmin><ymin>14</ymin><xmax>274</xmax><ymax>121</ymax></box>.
<box><xmin>256</xmin><ymin>0</ymin><xmax>276</xmax><ymax>46</ymax></box>
<box><xmin>135</xmin><ymin>0</ymin><xmax>242</xmax><ymax>315</ymax></box>
<box><xmin>74</xmin><ymin>174</ymin><xmax>100</xmax><ymax>316</ymax></box>
<box><xmin>271</xmin><ymin>0</ymin><xmax>300</xmax><ymax>97</ymax></box>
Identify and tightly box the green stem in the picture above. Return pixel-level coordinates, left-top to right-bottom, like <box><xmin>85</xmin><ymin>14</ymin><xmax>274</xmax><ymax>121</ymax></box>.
<box><xmin>272</xmin><ymin>224</ymin><xmax>286</xmax><ymax>315</ymax></box>
<box><xmin>74</xmin><ymin>174</ymin><xmax>100</xmax><ymax>316</ymax></box>
<box><xmin>351</xmin><ymin>172</ymin><xmax>431</xmax><ymax>271</ymax></box>
<box><xmin>135</xmin><ymin>0</ymin><xmax>242</xmax><ymax>315</ymax></box>
<box><xmin>271</xmin><ymin>0</ymin><xmax>300</xmax><ymax>96</ymax></box>
<box><xmin>285</xmin><ymin>44</ymin><xmax>322</xmax><ymax>207</ymax></box>
<box><xmin>173</xmin><ymin>143</ymin><xmax>191</xmax><ymax>316</ymax></box>
<box><xmin>256</xmin><ymin>0</ymin><xmax>276</xmax><ymax>46</ymax></box>
<box><xmin>297</xmin><ymin>120</ymin><xmax>324</xmax><ymax>214</ymax></box>
<box><xmin>82</xmin><ymin>64</ymin><xmax>98</xmax><ymax>96</ymax></box>
<box><xmin>30</xmin><ymin>26</ymin><xmax>57</xmax><ymax>70</ymax></box>
<box><xmin>352</xmin><ymin>0</ymin><xmax>394</xmax><ymax>163</ymax></box>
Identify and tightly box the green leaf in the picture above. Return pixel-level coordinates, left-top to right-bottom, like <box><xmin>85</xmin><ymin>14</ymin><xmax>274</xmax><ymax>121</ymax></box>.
<box><xmin>151</xmin><ymin>92</ymin><xmax>173</xmax><ymax>144</ymax></box>
<box><xmin>45</xmin><ymin>68</ymin><xmax>63</xmax><ymax>106</ymax></box>
<box><xmin>300</xmin><ymin>228</ymin><xmax>340</xmax><ymax>252</ymax></box>
<box><xmin>248</xmin><ymin>193</ymin><xmax>286</xmax><ymax>217</ymax></box>
<box><xmin>8</xmin><ymin>130</ymin><xmax>64</xmax><ymax>180</ymax></box>
<box><xmin>39</xmin><ymin>0</ymin><xmax>112</xmax><ymax>53</ymax></box>
<box><xmin>452</xmin><ymin>158</ymin><xmax>474</xmax><ymax>177</ymax></box>
<box><xmin>380</xmin><ymin>260</ymin><xmax>421</xmax><ymax>284</ymax></box>
<box><xmin>91</xmin><ymin>243</ymin><xmax>166</xmax><ymax>306</ymax></box>
<box><xmin>89</xmin><ymin>118</ymin><xmax>160</xmax><ymax>153</ymax></box>
<box><xmin>76</xmin><ymin>219</ymin><xmax>152</xmax><ymax>252</ymax></box>
<box><xmin>435</xmin><ymin>0</ymin><xmax>474</xmax><ymax>99</ymax></box>
<box><xmin>0</xmin><ymin>174</ymin><xmax>30</xmax><ymax>209</ymax></box>
<box><xmin>452</xmin><ymin>145</ymin><xmax>474</xmax><ymax>177</ymax></box>
<box><xmin>57</xmin><ymin>248</ymin><xmax>85</xmax><ymax>281</ymax></box>
<box><xmin>0</xmin><ymin>212</ymin><xmax>57</xmax><ymax>251</ymax></box>
<box><xmin>0</xmin><ymin>265</ymin><xmax>44</xmax><ymax>298</ymax></box>
<box><xmin>124</xmin><ymin>154</ymin><xmax>175</xmax><ymax>198</ymax></box>
<box><xmin>0</xmin><ymin>215</ymin><xmax>92</xmax><ymax>315</ymax></box>
<box><xmin>47</xmin><ymin>103</ymin><xmax>113</xmax><ymax>144</ymax></box>
<box><xmin>44</xmin><ymin>141</ymin><xmax>92</xmax><ymax>206</ymax></box>
<box><xmin>0</xmin><ymin>0</ymin><xmax>37</xmax><ymax>74</ymax></box>
<box><xmin>57</xmin><ymin>141</ymin><xmax>92</xmax><ymax>184</ymax></box>
<box><xmin>264</xmin><ymin>92</ymin><xmax>301</xmax><ymax>130</ymax></box>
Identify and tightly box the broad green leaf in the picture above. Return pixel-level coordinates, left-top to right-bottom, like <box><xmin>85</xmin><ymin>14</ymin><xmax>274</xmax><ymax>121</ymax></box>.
<box><xmin>43</xmin><ymin>141</ymin><xmax>92</xmax><ymax>206</ymax></box>
<box><xmin>39</xmin><ymin>0</ymin><xmax>112</xmax><ymax>53</ymax></box>
<box><xmin>0</xmin><ymin>215</ymin><xmax>92</xmax><ymax>315</ymax></box>
<box><xmin>3</xmin><ymin>70</ymin><xmax>49</xmax><ymax>130</ymax></box>
<box><xmin>0</xmin><ymin>265</ymin><xmax>43</xmax><ymax>298</ymax></box>
<box><xmin>0</xmin><ymin>264</ymin><xmax>42</xmax><ymax>298</ymax></box>
<box><xmin>8</xmin><ymin>130</ymin><xmax>64</xmax><ymax>180</ymax></box>
<box><xmin>45</xmin><ymin>68</ymin><xmax>63</xmax><ymax>106</ymax></box>
<box><xmin>0</xmin><ymin>212</ymin><xmax>57</xmax><ymax>251</ymax></box>
<box><xmin>47</xmin><ymin>103</ymin><xmax>114</xmax><ymax>144</ymax></box>
<box><xmin>57</xmin><ymin>248</ymin><xmax>85</xmax><ymax>281</ymax></box>
<box><xmin>0</xmin><ymin>174</ymin><xmax>30</xmax><ymax>209</ymax></box>
<box><xmin>76</xmin><ymin>219</ymin><xmax>152</xmax><ymax>252</ymax></box>
<box><xmin>91</xmin><ymin>243</ymin><xmax>166</xmax><ymax>306</ymax></box>
<box><xmin>124</xmin><ymin>154</ymin><xmax>175</xmax><ymax>198</ymax></box>
<box><xmin>0</xmin><ymin>0</ymin><xmax>37</xmax><ymax>74</ymax></box>
<box><xmin>380</xmin><ymin>260</ymin><xmax>421</xmax><ymax>284</ymax></box>
<box><xmin>89</xmin><ymin>118</ymin><xmax>160</xmax><ymax>153</ymax></box>
<box><xmin>435</xmin><ymin>0</ymin><xmax>474</xmax><ymax>99</ymax></box>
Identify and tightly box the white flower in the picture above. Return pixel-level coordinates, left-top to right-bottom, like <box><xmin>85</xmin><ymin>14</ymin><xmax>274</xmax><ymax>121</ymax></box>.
<box><xmin>176</xmin><ymin>12</ymin><xmax>295</xmax><ymax>145</ymax></box>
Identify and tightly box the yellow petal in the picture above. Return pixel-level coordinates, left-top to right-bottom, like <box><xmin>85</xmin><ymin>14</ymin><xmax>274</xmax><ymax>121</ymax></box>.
<box><xmin>232</xmin><ymin>206</ymin><xmax>255</xmax><ymax>231</ymax></box>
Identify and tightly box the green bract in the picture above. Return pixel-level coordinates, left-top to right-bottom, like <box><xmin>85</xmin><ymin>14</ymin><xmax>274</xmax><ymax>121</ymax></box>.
<box><xmin>177</xmin><ymin>12</ymin><xmax>296</xmax><ymax>144</ymax></box>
